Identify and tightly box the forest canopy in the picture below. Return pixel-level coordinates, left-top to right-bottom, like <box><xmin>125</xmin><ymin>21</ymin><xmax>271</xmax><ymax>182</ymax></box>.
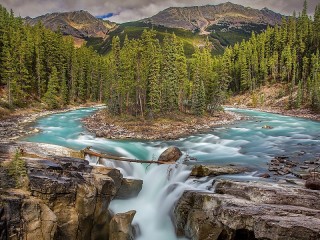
<box><xmin>0</xmin><ymin>1</ymin><xmax>319</xmax><ymax>115</ymax></box>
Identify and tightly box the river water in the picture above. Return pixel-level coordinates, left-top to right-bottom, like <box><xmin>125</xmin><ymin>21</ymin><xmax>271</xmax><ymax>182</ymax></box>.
<box><xmin>24</xmin><ymin>107</ymin><xmax>320</xmax><ymax>240</ymax></box>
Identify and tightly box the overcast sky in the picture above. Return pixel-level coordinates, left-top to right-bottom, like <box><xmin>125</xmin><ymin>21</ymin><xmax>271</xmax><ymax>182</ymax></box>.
<box><xmin>2</xmin><ymin>0</ymin><xmax>319</xmax><ymax>23</ymax></box>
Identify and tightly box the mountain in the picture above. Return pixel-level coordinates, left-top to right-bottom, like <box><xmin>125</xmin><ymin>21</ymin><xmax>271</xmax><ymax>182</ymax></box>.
<box><xmin>25</xmin><ymin>10</ymin><xmax>118</xmax><ymax>40</ymax></box>
<box><xmin>24</xmin><ymin>3</ymin><xmax>284</xmax><ymax>55</ymax></box>
<box><xmin>142</xmin><ymin>2</ymin><xmax>283</xmax><ymax>34</ymax></box>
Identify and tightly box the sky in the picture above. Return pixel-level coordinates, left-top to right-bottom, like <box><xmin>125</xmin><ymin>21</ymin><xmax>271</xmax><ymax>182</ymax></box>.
<box><xmin>1</xmin><ymin>0</ymin><xmax>319</xmax><ymax>23</ymax></box>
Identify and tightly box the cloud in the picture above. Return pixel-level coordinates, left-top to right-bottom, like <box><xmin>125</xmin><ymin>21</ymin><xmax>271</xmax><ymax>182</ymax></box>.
<box><xmin>1</xmin><ymin>0</ymin><xmax>319</xmax><ymax>23</ymax></box>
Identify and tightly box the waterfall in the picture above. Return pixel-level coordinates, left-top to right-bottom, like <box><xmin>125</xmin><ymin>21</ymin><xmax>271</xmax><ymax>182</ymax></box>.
<box><xmin>93</xmin><ymin>158</ymin><xmax>212</xmax><ymax>240</ymax></box>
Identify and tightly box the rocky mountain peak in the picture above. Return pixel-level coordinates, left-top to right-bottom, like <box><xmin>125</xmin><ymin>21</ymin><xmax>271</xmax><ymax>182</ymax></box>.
<box><xmin>25</xmin><ymin>10</ymin><xmax>118</xmax><ymax>39</ymax></box>
<box><xmin>142</xmin><ymin>2</ymin><xmax>283</xmax><ymax>34</ymax></box>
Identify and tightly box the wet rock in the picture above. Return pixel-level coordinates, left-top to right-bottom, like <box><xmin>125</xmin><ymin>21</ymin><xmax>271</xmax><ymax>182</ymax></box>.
<box><xmin>191</xmin><ymin>164</ymin><xmax>247</xmax><ymax>177</ymax></box>
<box><xmin>276</xmin><ymin>170</ymin><xmax>287</xmax><ymax>175</ymax></box>
<box><xmin>174</xmin><ymin>180</ymin><xmax>320</xmax><ymax>240</ymax></box>
<box><xmin>291</xmin><ymin>170</ymin><xmax>312</xmax><ymax>179</ymax></box>
<box><xmin>268</xmin><ymin>166</ymin><xmax>279</xmax><ymax>171</ymax></box>
<box><xmin>115</xmin><ymin>178</ymin><xmax>143</xmax><ymax>199</ymax></box>
<box><xmin>158</xmin><ymin>147</ymin><xmax>182</xmax><ymax>162</ymax></box>
<box><xmin>262</xmin><ymin>125</ymin><xmax>273</xmax><ymax>129</ymax></box>
<box><xmin>109</xmin><ymin>210</ymin><xmax>136</xmax><ymax>240</ymax></box>
<box><xmin>300</xmin><ymin>165</ymin><xmax>310</xmax><ymax>169</ymax></box>
<box><xmin>305</xmin><ymin>160</ymin><xmax>315</xmax><ymax>164</ymax></box>
<box><xmin>305</xmin><ymin>178</ymin><xmax>320</xmax><ymax>190</ymax></box>
<box><xmin>258</xmin><ymin>173</ymin><xmax>270</xmax><ymax>178</ymax></box>
<box><xmin>285</xmin><ymin>179</ymin><xmax>298</xmax><ymax>185</ymax></box>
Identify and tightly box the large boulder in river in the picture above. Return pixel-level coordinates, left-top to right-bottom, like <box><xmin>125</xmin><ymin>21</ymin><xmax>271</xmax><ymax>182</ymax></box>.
<box><xmin>115</xmin><ymin>178</ymin><xmax>143</xmax><ymax>199</ymax></box>
<box><xmin>109</xmin><ymin>210</ymin><xmax>136</xmax><ymax>240</ymax></box>
<box><xmin>174</xmin><ymin>179</ymin><xmax>320</xmax><ymax>240</ymax></box>
<box><xmin>191</xmin><ymin>165</ymin><xmax>248</xmax><ymax>177</ymax></box>
<box><xmin>158</xmin><ymin>147</ymin><xmax>182</xmax><ymax>162</ymax></box>
<box><xmin>305</xmin><ymin>178</ymin><xmax>320</xmax><ymax>190</ymax></box>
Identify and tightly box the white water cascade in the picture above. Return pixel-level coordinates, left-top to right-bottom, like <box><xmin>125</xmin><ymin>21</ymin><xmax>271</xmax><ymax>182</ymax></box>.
<box><xmin>87</xmin><ymin>155</ymin><xmax>213</xmax><ymax>240</ymax></box>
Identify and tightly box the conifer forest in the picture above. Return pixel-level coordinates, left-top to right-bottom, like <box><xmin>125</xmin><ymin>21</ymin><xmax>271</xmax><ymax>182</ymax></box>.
<box><xmin>0</xmin><ymin>1</ymin><xmax>319</xmax><ymax>115</ymax></box>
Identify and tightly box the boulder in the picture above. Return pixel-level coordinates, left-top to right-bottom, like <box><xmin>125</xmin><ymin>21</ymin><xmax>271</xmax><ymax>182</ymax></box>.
<box><xmin>191</xmin><ymin>165</ymin><xmax>247</xmax><ymax>177</ymax></box>
<box><xmin>109</xmin><ymin>210</ymin><xmax>136</xmax><ymax>240</ymax></box>
<box><xmin>305</xmin><ymin>178</ymin><xmax>320</xmax><ymax>190</ymax></box>
<box><xmin>262</xmin><ymin>125</ymin><xmax>273</xmax><ymax>129</ymax></box>
<box><xmin>158</xmin><ymin>147</ymin><xmax>182</xmax><ymax>162</ymax></box>
<box><xmin>258</xmin><ymin>173</ymin><xmax>271</xmax><ymax>178</ymax></box>
<box><xmin>115</xmin><ymin>178</ymin><xmax>143</xmax><ymax>199</ymax></box>
<box><xmin>174</xmin><ymin>179</ymin><xmax>320</xmax><ymax>240</ymax></box>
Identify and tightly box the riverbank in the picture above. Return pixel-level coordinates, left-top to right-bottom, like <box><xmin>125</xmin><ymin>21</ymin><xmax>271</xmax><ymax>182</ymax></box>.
<box><xmin>0</xmin><ymin>103</ymin><xmax>104</xmax><ymax>141</ymax></box>
<box><xmin>227</xmin><ymin>83</ymin><xmax>320</xmax><ymax>121</ymax></box>
<box><xmin>227</xmin><ymin>104</ymin><xmax>320</xmax><ymax>121</ymax></box>
<box><xmin>82</xmin><ymin>110</ymin><xmax>244</xmax><ymax>140</ymax></box>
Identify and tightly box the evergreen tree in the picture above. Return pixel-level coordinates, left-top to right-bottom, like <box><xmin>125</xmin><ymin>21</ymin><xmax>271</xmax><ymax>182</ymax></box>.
<box><xmin>43</xmin><ymin>67</ymin><xmax>59</xmax><ymax>109</ymax></box>
<box><xmin>60</xmin><ymin>69</ymin><xmax>68</xmax><ymax>106</ymax></box>
<box><xmin>147</xmin><ymin>43</ymin><xmax>161</xmax><ymax>116</ymax></box>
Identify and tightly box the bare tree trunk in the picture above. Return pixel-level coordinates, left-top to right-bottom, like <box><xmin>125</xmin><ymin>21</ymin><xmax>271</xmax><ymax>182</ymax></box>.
<box><xmin>8</xmin><ymin>78</ymin><xmax>12</xmax><ymax>105</ymax></box>
<box><xmin>139</xmin><ymin>91</ymin><xmax>144</xmax><ymax>118</ymax></box>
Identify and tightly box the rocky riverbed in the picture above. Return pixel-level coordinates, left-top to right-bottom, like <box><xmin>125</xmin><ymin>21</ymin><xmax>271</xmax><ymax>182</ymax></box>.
<box><xmin>227</xmin><ymin>104</ymin><xmax>320</xmax><ymax>121</ymax></box>
<box><xmin>82</xmin><ymin>110</ymin><xmax>244</xmax><ymax>140</ymax></box>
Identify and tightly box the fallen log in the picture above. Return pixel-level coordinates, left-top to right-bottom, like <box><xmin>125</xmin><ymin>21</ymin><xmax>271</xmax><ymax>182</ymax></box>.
<box><xmin>82</xmin><ymin>148</ymin><xmax>176</xmax><ymax>165</ymax></box>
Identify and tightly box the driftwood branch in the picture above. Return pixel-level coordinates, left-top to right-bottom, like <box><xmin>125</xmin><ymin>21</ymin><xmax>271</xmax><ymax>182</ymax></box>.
<box><xmin>82</xmin><ymin>148</ymin><xmax>175</xmax><ymax>165</ymax></box>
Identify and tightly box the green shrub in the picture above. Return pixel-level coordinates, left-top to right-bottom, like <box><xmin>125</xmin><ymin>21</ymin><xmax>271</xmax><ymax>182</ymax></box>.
<box><xmin>8</xmin><ymin>150</ymin><xmax>28</xmax><ymax>188</ymax></box>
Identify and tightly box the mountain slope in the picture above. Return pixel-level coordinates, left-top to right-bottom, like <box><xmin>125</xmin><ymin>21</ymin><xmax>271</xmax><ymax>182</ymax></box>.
<box><xmin>25</xmin><ymin>10</ymin><xmax>118</xmax><ymax>39</ymax></box>
<box><xmin>24</xmin><ymin>3</ymin><xmax>284</xmax><ymax>56</ymax></box>
<box><xmin>142</xmin><ymin>2</ymin><xmax>283</xmax><ymax>34</ymax></box>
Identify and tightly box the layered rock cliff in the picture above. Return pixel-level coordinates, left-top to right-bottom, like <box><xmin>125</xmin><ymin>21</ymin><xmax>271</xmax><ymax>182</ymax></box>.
<box><xmin>0</xmin><ymin>142</ymin><xmax>123</xmax><ymax>240</ymax></box>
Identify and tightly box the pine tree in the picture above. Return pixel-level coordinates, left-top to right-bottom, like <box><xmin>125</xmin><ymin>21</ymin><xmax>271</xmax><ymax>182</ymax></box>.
<box><xmin>191</xmin><ymin>65</ymin><xmax>206</xmax><ymax>116</ymax></box>
<box><xmin>1</xmin><ymin>34</ymin><xmax>15</xmax><ymax>105</ymax></box>
<box><xmin>60</xmin><ymin>69</ymin><xmax>68</xmax><ymax>106</ymax></box>
<box><xmin>161</xmin><ymin>33</ymin><xmax>179</xmax><ymax>112</ymax></box>
<box><xmin>108</xmin><ymin>36</ymin><xmax>121</xmax><ymax>115</ymax></box>
<box><xmin>313</xmin><ymin>5</ymin><xmax>320</xmax><ymax>49</ymax></box>
<box><xmin>191</xmin><ymin>49</ymin><xmax>206</xmax><ymax>115</ymax></box>
<box><xmin>147</xmin><ymin>43</ymin><xmax>161</xmax><ymax>116</ymax></box>
<box><xmin>43</xmin><ymin>67</ymin><xmax>59</xmax><ymax>109</ymax></box>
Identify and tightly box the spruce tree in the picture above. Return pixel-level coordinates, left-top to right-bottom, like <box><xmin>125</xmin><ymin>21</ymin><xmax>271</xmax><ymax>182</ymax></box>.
<box><xmin>60</xmin><ymin>69</ymin><xmax>68</xmax><ymax>106</ymax></box>
<box><xmin>147</xmin><ymin>44</ymin><xmax>161</xmax><ymax>116</ymax></box>
<box><xmin>43</xmin><ymin>67</ymin><xmax>59</xmax><ymax>109</ymax></box>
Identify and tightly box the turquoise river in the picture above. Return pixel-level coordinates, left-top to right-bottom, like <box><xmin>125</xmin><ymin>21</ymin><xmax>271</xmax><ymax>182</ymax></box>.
<box><xmin>23</xmin><ymin>107</ymin><xmax>320</xmax><ymax>240</ymax></box>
